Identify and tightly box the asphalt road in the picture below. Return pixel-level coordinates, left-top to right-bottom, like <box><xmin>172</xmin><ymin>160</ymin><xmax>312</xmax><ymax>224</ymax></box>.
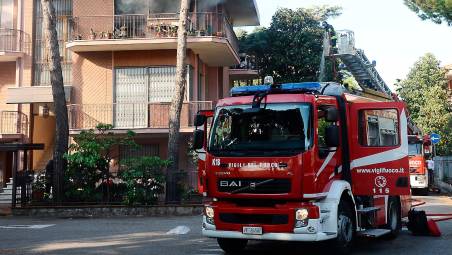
<box><xmin>0</xmin><ymin>195</ymin><xmax>451</xmax><ymax>255</ymax></box>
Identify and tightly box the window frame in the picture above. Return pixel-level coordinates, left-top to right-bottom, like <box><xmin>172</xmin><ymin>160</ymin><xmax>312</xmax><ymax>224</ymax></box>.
<box><xmin>358</xmin><ymin>108</ymin><xmax>401</xmax><ymax>148</ymax></box>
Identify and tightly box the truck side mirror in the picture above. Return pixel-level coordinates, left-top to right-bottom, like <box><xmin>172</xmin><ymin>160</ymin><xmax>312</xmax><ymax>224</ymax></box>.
<box><xmin>193</xmin><ymin>129</ymin><xmax>205</xmax><ymax>150</ymax></box>
<box><xmin>325</xmin><ymin>108</ymin><xmax>339</xmax><ymax>122</ymax></box>
<box><xmin>194</xmin><ymin>114</ymin><xmax>206</xmax><ymax>127</ymax></box>
<box><xmin>325</xmin><ymin>125</ymin><xmax>340</xmax><ymax>147</ymax></box>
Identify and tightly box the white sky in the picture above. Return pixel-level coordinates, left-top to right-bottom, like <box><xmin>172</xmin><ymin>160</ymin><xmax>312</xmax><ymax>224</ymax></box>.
<box><xmin>244</xmin><ymin>0</ymin><xmax>452</xmax><ymax>90</ymax></box>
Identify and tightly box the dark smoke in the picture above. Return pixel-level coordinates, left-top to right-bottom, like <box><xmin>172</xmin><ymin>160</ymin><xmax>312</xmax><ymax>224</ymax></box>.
<box><xmin>115</xmin><ymin>0</ymin><xmax>226</xmax><ymax>15</ymax></box>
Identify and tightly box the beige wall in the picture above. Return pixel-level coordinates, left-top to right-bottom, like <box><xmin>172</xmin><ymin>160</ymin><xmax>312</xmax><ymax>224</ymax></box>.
<box><xmin>32</xmin><ymin>115</ymin><xmax>55</xmax><ymax>171</ymax></box>
<box><xmin>72</xmin><ymin>51</ymin><xmax>113</xmax><ymax>105</ymax></box>
<box><xmin>72</xmin><ymin>49</ymin><xmax>205</xmax><ymax>106</ymax></box>
<box><xmin>0</xmin><ymin>62</ymin><xmax>17</xmax><ymax>111</ymax></box>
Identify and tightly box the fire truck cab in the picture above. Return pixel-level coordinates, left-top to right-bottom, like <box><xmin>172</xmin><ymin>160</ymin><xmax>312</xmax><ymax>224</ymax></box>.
<box><xmin>193</xmin><ymin>82</ymin><xmax>411</xmax><ymax>254</ymax></box>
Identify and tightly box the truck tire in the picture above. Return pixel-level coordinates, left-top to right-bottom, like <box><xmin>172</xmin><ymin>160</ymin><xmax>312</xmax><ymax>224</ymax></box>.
<box><xmin>217</xmin><ymin>238</ymin><xmax>247</xmax><ymax>254</ymax></box>
<box><xmin>332</xmin><ymin>198</ymin><xmax>355</xmax><ymax>255</ymax></box>
<box><xmin>384</xmin><ymin>197</ymin><xmax>401</xmax><ymax>240</ymax></box>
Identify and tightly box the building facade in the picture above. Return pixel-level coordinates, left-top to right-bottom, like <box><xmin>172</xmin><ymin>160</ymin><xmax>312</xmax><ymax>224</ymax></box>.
<box><xmin>0</xmin><ymin>0</ymin><xmax>259</xmax><ymax>190</ymax></box>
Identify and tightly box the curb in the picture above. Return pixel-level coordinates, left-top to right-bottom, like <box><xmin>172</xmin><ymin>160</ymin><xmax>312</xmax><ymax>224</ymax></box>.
<box><xmin>12</xmin><ymin>205</ymin><xmax>203</xmax><ymax>218</ymax></box>
<box><xmin>436</xmin><ymin>180</ymin><xmax>452</xmax><ymax>195</ymax></box>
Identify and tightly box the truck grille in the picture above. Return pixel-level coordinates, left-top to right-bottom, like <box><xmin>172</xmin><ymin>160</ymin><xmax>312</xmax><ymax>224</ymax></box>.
<box><xmin>217</xmin><ymin>179</ymin><xmax>291</xmax><ymax>194</ymax></box>
<box><xmin>220</xmin><ymin>213</ymin><xmax>289</xmax><ymax>225</ymax></box>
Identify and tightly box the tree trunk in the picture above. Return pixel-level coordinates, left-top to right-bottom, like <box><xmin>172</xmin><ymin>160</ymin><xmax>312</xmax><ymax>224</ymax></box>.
<box><xmin>166</xmin><ymin>0</ymin><xmax>190</xmax><ymax>203</ymax></box>
<box><xmin>41</xmin><ymin>0</ymin><xmax>69</xmax><ymax>204</ymax></box>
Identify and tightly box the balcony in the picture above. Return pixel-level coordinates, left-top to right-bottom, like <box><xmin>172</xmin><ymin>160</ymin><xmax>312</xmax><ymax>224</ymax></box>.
<box><xmin>230</xmin><ymin>54</ymin><xmax>259</xmax><ymax>81</ymax></box>
<box><xmin>0</xmin><ymin>111</ymin><xmax>28</xmax><ymax>141</ymax></box>
<box><xmin>0</xmin><ymin>28</ymin><xmax>29</xmax><ymax>62</ymax></box>
<box><xmin>68</xmin><ymin>101</ymin><xmax>212</xmax><ymax>134</ymax></box>
<box><xmin>66</xmin><ymin>13</ymin><xmax>240</xmax><ymax>66</ymax></box>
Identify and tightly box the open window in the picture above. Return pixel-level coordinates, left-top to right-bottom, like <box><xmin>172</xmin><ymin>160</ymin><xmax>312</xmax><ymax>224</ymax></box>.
<box><xmin>317</xmin><ymin>106</ymin><xmax>340</xmax><ymax>158</ymax></box>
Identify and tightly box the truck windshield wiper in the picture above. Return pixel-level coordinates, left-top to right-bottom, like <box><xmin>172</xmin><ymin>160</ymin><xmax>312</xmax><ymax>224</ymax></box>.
<box><xmin>230</xmin><ymin>179</ymin><xmax>275</xmax><ymax>194</ymax></box>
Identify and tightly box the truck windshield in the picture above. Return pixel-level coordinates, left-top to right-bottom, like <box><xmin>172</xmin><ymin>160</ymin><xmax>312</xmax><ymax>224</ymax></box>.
<box><xmin>209</xmin><ymin>103</ymin><xmax>311</xmax><ymax>156</ymax></box>
<box><xmin>408</xmin><ymin>143</ymin><xmax>422</xmax><ymax>156</ymax></box>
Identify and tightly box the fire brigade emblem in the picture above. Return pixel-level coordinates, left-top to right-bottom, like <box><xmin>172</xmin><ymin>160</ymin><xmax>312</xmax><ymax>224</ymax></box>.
<box><xmin>375</xmin><ymin>176</ymin><xmax>387</xmax><ymax>188</ymax></box>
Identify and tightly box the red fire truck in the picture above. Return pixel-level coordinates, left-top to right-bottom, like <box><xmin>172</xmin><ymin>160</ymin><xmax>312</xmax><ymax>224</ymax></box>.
<box><xmin>408</xmin><ymin>135</ymin><xmax>432</xmax><ymax>195</ymax></box>
<box><xmin>193</xmin><ymin>81</ymin><xmax>411</xmax><ymax>254</ymax></box>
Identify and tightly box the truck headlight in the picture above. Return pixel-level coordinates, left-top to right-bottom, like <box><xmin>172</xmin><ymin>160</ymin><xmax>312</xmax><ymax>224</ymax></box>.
<box><xmin>296</xmin><ymin>208</ymin><xmax>309</xmax><ymax>221</ymax></box>
<box><xmin>295</xmin><ymin>208</ymin><xmax>309</xmax><ymax>228</ymax></box>
<box><xmin>205</xmin><ymin>206</ymin><xmax>214</xmax><ymax>225</ymax></box>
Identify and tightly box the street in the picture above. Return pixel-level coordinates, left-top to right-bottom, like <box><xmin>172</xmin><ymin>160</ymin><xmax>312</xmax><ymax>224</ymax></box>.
<box><xmin>0</xmin><ymin>196</ymin><xmax>450</xmax><ymax>255</ymax></box>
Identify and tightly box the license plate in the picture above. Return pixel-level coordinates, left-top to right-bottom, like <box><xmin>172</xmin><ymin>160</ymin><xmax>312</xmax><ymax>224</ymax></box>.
<box><xmin>243</xmin><ymin>226</ymin><xmax>263</xmax><ymax>235</ymax></box>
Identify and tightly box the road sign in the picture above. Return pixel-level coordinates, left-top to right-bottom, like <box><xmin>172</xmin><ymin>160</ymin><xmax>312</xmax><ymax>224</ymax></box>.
<box><xmin>430</xmin><ymin>133</ymin><xmax>441</xmax><ymax>144</ymax></box>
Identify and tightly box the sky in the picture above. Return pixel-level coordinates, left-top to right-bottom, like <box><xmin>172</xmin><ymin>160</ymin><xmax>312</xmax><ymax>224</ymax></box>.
<box><xmin>244</xmin><ymin>0</ymin><xmax>452</xmax><ymax>90</ymax></box>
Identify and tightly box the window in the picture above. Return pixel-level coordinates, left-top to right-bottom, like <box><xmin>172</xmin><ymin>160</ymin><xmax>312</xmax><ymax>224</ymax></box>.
<box><xmin>115</xmin><ymin>0</ymin><xmax>182</xmax><ymax>15</ymax></box>
<box><xmin>34</xmin><ymin>0</ymin><xmax>73</xmax><ymax>86</ymax></box>
<box><xmin>408</xmin><ymin>143</ymin><xmax>422</xmax><ymax>156</ymax></box>
<box><xmin>209</xmin><ymin>103</ymin><xmax>311</xmax><ymax>156</ymax></box>
<box><xmin>0</xmin><ymin>0</ymin><xmax>13</xmax><ymax>28</ymax></box>
<box><xmin>359</xmin><ymin>109</ymin><xmax>399</xmax><ymax>147</ymax></box>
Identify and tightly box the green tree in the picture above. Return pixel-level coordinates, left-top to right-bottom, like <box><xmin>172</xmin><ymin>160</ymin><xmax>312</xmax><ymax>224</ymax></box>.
<box><xmin>239</xmin><ymin>6</ymin><xmax>341</xmax><ymax>83</ymax></box>
<box><xmin>397</xmin><ymin>53</ymin><xmax>452</xmax><ymax>155</ymax></box>
<box><xmin>404</xmin><ymin>0</ymin><xmax>452</xmax><ymax>26</ymax></box>
<box><xmin>64</xmin><ymin>124</ymin><xmax>136</xmax><ymax>202</ymax></box>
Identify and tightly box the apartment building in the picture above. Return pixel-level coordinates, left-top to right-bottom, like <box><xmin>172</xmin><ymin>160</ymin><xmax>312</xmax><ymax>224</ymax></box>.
<box><xmin>1</xmin><ymin>0</ymin><xmax>259</xmax><ymax>189</ymax></box>
<box><xmin>0</xmin><ymin>0</ymin><xmax>33</xmax><ymax>188</ymax></box>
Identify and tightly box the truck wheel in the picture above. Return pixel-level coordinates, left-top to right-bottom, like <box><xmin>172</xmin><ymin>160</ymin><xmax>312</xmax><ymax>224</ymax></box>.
<box><xmin>217</xmin><ymin>238</ymin><xmax>247</xmax><ymax>254</ymax></box>
<box><xmin>384</xmin><ymin>198</ymin><xmax>401</xmax><ymax>239</ymax></box>
<box><xmin>333</xmin><ymin>198</ymin><xmax>354</xmax><ymax>255</ymax></box>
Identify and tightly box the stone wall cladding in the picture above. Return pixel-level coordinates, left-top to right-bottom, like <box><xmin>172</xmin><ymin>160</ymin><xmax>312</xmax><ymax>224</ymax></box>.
<box><xmin>12</xmin><ymin>205</ymin><xmax>203</xmax><ymax>218</ymax></box>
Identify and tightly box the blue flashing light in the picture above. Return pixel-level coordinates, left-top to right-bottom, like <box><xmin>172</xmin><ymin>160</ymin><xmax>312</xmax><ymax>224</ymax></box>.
<box><xmin>230</xmin><ymin>82</ymin><xmax>322</xmax><ymax>96</ymax></box>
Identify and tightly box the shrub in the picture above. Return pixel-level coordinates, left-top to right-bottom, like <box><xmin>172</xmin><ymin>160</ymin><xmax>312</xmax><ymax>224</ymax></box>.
<box><xmin>64</xmin><ymin>124</ymin><xmax>137</xmax><ymax>203</ymax></box>
<box><xmin>119</xmin><ymin>156</ymin><xmax>170</xmax><ymax>205</ymax></box>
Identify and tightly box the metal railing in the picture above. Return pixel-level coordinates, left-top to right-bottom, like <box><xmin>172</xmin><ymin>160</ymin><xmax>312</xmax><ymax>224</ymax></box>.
<box><xmin>0</xmin><ymin>111</ymin><xmax>28</xmax><ymax>135</ymax></box>
<box><xmin>0</xmin><ymin>28</ymin><xmax>29</xmax><ymax>54</ymax></box>
<box><xmin>68</xmin><ymin>101</ymin><xmax>212</xmax><ymax>130</ymax></box>
<box><xmin>231</xmin><ymin>53</ymin><xmax>257</xmax><ymax>70</ymax></box>
<box><xmin>70</xmin><ymin>12</ymin><xmax>239</xmax><ymax>53</ymax></box>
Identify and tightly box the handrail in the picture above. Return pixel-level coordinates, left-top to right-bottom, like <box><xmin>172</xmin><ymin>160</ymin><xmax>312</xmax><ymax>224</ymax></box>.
<box><xmin>0</xmin><ymin>28</ymin><xmax>30</xmax><ymax>54</ymax></box>
<box><xmin>0</xmin><ymin>111</ymin><xmax>28</xmax><ymax>135</ymax></box>
<box><xmin>68</xmin><ymin>101</ymin><xmax>213</xmax><ymax>130</ymax></box>
<box><xmin>69</xmin><ymin>13</ymin><xmax>239</xmax><ymax>54</ymax></box>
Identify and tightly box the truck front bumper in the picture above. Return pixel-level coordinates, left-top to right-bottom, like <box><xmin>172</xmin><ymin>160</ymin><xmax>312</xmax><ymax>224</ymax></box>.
<box><xmin>202</xmin><ymin>228</ymin><xmax>334</xmax><ymax>242</ymax></box>
<box><xmin>202</xmin><ymin>216</ymin><xmax>336</xmax><ymax>242</ymax></box>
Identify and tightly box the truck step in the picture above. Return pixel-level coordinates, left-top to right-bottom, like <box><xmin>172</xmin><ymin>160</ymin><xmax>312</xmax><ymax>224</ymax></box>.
<box><xmin>357</xmin><ymin>207</ymin><xmax>380</xmax><ymax>214</ymax></box>
<box><xmin>358</xmin><ymin>229</ymin><xmax>391</xmax><ymax>238</ymax></box>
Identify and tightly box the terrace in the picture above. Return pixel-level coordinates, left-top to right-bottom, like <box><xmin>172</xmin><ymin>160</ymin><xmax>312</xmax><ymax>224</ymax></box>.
<box><xmin>0</xmin><ymin>111</ymin><xmax>28</xmax><ymax>141</ymax></box>
<box><xmin>66</xmin><ymin>13</ymin><xmax>240</xmax><ymax>66</ymax></box>
<box><xmin>0</xmin><ymin>28</ymin><xmax>29</xmax><ymax>62</ymax></box>
<box><xmin>67</xmin><ymin>101</ymin><xmax>212</xmax><ymax>134</ymax></box>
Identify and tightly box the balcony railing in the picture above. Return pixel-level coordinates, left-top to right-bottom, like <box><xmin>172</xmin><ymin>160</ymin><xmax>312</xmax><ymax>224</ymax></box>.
<box><xmin>70</xmin><ymin>12</ymin><xmax>239</xmax><ymax>53</ymax></box>
<box><xmin>68</xmin><ymin>101</ymin><xmax>213</xmax><ymax>130</ymax></box>
<box><xmin>0</xmin><ymin>111</ymin><xmax>28</xmax><ymax>136</ymax></box>
<box><xmin>231</xmin><ymin>54</ymin><xmax>257</xmax><ymax>70</ymax></box>
<box><xmin>0</xmin><ymin>28</ymin><xmax>29</xmax><ymax>54</ymax></box>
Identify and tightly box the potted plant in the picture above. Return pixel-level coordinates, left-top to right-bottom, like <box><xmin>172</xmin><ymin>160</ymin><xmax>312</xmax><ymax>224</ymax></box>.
<box><xmin>89</xmin><ymin>28</ymin><xmax>97</xmax><ymax>40</ymax></box>
<box><xmin>32</xmin><ymin>172</ymin><xmax>46</xmax><ymax>202</ymax></box>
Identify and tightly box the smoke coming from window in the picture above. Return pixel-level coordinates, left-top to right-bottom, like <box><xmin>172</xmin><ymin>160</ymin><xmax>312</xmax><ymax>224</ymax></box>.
<box><xmin>115</xmin><ymin>0</ymin><xmax>225</xmax><ymax>15</ymax></box>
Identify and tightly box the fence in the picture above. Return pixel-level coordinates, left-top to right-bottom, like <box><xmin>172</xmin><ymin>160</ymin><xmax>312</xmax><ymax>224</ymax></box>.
<box><xmin>434</xmin><ymin>156</ymin><xmax>452</xmax><ymax>184</ymax></box>
<box><xmin>68</xmin><ymin>101</ymin><xmax>212</xmax><ymax>130</ymax></box>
